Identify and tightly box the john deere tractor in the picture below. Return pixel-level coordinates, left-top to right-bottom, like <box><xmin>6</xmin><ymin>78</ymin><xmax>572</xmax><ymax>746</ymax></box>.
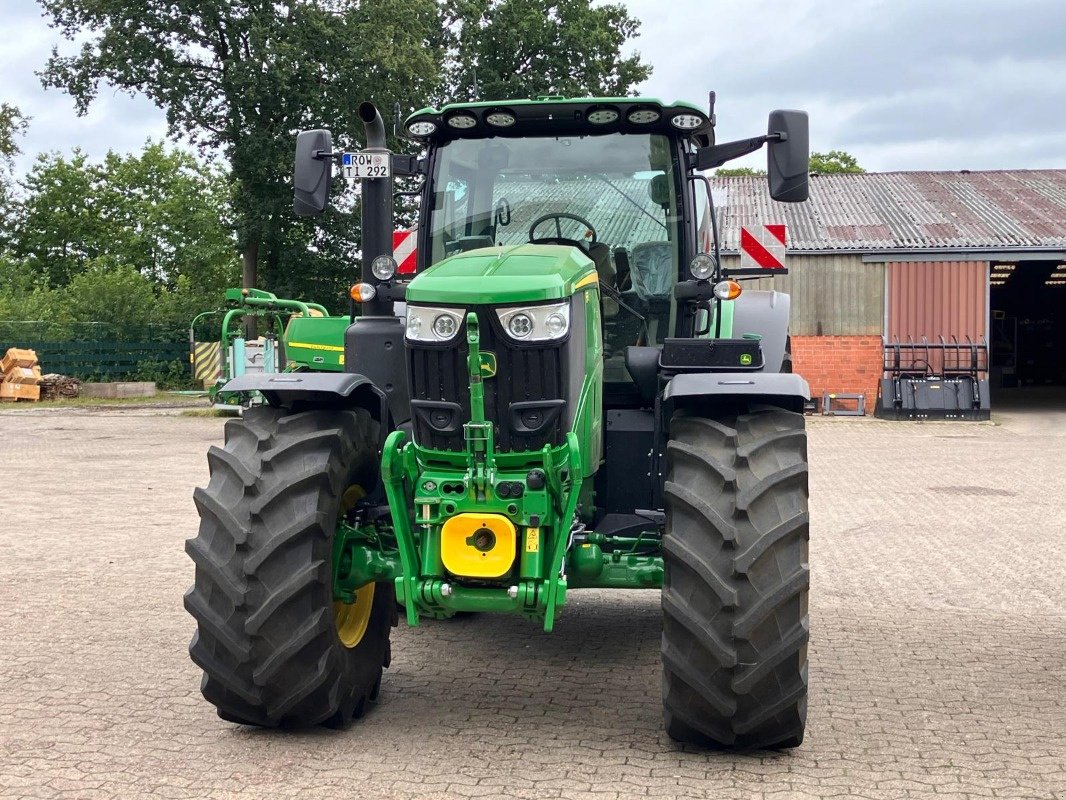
<box><xmin>185</xmin><ymin>94</ymin><xmax>811</xmax><ymax>748</ymax></box>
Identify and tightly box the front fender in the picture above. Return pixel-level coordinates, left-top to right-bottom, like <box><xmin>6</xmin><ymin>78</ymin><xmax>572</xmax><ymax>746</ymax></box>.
<box><xmin>221</xmin><ymin>372</ymin><xmax>388</xmax><ymax>423</ymax></box>
<box><xmin>664</xmin><ymin>372</ymin><xmax>810</xmax><ymax>413</ymax></box>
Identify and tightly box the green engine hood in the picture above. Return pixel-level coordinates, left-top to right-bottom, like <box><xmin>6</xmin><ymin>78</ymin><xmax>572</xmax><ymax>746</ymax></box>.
<box><xmin>404</xmin><ymin>244</ymin><xmax>596</xmax><ymax>305</ymax></box>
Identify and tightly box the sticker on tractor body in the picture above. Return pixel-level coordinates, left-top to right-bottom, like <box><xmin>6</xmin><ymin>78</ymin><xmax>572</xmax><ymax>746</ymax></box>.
<box><xmin>740</xmin><ymin>224</ymin><xmax>787</xmax><ymax>270</ymax></box>
<box><xmin>393</xmin><ymin>228</ymin><xmax>418</xmax><ymax>274</ymax></box>
<box><xmin>479</xmin><ymin>352</ymin><xmax>497</xmax><ymax>378</ymax></box>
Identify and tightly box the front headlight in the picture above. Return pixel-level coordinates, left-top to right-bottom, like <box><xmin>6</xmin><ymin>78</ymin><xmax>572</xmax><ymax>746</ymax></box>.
<box><xmin>496</xmin><ymin>302</ymin><xmax>570</xmax><ymax>342</ymax></box>
<box><xmin>407</xmin><ymin>305</ymin><xmax>465</xmax><ymax>342</ymax></box>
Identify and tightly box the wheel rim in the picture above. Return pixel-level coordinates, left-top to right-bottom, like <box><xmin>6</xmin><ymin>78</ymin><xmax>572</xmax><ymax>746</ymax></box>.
<box><xmin>334</xmin><ymin>583</ymin><xmax>376</xmax><ymax>648</ymax></box>
<box><xmin>333</xmin><ymin>484</ymin><xmax>374</xmax><ymax>648</ymax></box>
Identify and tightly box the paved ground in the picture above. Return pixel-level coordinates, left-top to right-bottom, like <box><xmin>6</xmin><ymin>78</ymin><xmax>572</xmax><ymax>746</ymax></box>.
<box><xmin>1</xmin><ymin>403</ymin><xmax>1063</xmax><ymax>799</ymax></box>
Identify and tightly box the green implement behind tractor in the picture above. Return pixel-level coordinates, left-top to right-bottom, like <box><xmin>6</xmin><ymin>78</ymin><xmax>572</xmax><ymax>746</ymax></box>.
<box><xmin>190</xmin><ymin>288</ymin><xmax>349</xmax><ymax>408</ymax></box>
<box><xmin>186</xmin><ymin>93</ymin><xmax>812</xmax><ymax>748</ymax></box>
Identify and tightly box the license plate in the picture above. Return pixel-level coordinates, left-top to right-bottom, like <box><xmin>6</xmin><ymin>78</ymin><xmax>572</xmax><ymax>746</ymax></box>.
<box><xmin>342</xmin><ymin>151</ymin><xmax>391</xmax><ymax>180</ymax></box>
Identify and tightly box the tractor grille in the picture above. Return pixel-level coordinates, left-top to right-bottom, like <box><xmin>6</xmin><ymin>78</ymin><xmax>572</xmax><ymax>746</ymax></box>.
<box><xmin>408</xmin><ymin>307</ymin><xmax>567</xmax><ymax>453</ymax></box>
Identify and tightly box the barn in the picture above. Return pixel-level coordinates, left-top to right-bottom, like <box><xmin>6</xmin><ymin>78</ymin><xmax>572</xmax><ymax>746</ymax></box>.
<box><xmin>713</xmin><ymin>169</ymin><xmax>1066</xmax><ymax>414</ymax></box>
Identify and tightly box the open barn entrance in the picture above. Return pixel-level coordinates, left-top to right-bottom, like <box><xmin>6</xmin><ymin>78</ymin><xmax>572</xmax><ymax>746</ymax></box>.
<box><xmin>989</xmin><ymin>259</ymin><xmax>1066</xmax><ymax>410</ymax></box>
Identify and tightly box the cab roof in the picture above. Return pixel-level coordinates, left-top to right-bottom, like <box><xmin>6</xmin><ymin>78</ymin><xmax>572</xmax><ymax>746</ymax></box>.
<box><xmin>403</xmin><ymin>96</ymin><xmax>714</xmax><ymax>143</ymax></box>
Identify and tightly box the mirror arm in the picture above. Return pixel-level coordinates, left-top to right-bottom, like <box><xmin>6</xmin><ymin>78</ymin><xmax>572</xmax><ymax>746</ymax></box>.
<box><xmin>693</xmin><ymin>132</ymin><xmax>785</xmax><ymax>171</ymax></box>
<box><xmin>391</xmin><ymin>154</ymin><xmax>425</xmax><ymax>177</ymax></box>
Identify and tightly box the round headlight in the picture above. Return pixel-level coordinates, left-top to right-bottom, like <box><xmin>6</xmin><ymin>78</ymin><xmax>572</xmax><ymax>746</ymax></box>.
<box><xmin>371</xmin><ymin>255</ymin><xmax>397</xmax><ymax>281</ymax></box>
<box><xmin>433</xmin><ymin>314</ymin><xmax>458</xmax><ymax>339</ymax></box>
<box><xmin>485</xmin><ymin>111</ymin><xmax>516</xmax><ymax>127</ymax></box>
<box><xmin>507</xmin><ymin>312</ymin><xmax>534</xmax><ymax>339</ymax></box>
<box><xmin>671</xmin><ymin>113</ymin><xmax>704</xmax><ymax>130</ymax></box>
<box><xmin>545</xmin><ymin>312</ymin><xmax>568</xmax><ymax>337</ymax></box>
<box><xmin>406</xmin><ymin>120</ymin><xmax>437</xmax><ymax>137</ymax></box>
<box><xmin>689</xmin><ymin>253</ymin><xmax>717</xmax><ymax>280</ymax></box>
<box><xmin>587</xmin><ymin>108</ymin><xmax>619</xmax><ymax>125</ymax></box>
<box><xmin>446</xmin><ymin>113</ymin><xmax>477</xmax><ymax>129</ymax></box>
<box><xmin>626</xmin><ymin>108</ymin><xmax>660</xmax><ymax>124</ymax></box>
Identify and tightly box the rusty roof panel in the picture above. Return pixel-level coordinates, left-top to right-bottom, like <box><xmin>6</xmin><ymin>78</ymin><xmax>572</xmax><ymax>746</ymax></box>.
<box><xmin>712</xmin><ymin>170</ymin><xmax>1066</xmax><ymax>252</ymax></box>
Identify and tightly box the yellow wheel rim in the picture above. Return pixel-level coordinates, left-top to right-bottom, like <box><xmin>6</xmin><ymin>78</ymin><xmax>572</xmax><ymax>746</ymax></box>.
<box><xmin>333</xmin><ymin>484</ymin><xmax>375</xmax><ymax>648</ymax></box>
<box><xmin>334</xmin><ymin>583</ymin><xmax>376</xmax><ymax>648</ymax></box>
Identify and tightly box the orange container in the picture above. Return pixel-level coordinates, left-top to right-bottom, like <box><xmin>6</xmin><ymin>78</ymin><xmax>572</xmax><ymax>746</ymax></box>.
<box><xmin>0</xmin><ymin>381</ymin><xmax>40</xmax><ymax>402</ymax></box>
<box><xmin>0</xmin><ymin>348</ymin><xmax>38</xmax><ymax>372</ymax></box>
<box><xmin>2</xmin><ymin>365</ymin><xmax>42</xmax><ymax>385</ymax></box>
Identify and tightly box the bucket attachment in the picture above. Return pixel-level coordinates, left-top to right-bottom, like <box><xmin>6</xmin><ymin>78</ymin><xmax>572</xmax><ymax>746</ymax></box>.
<box><xmin>875</xmin><ymin>336</ymin><xmax>991</xmax><ymax>421</ymax></box>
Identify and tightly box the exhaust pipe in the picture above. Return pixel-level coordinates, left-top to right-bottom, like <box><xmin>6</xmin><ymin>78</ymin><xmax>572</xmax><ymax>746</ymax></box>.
<box><xmin>358</xmin><ymin>102</ymin><xmax>393</xmax><ymax>316</ymax></box>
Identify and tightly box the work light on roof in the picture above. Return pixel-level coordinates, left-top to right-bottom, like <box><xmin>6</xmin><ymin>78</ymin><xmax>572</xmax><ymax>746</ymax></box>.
<box><xmin>671</xmin><ymin>113</ymin><xmax>704</xmax><ymax>130</ymax></box>
<box><xmin>406</xmin><ymin>120</ymin><xmax>437</xmax><ymax>137</ymax></box>
<box><xmin>626</xmin><ymin>108</ymin><xmax>660</xmax><ymax>124</ymax></box>
<box><xmin>587</xmin><ymin>107</ymin><xmax>620</xmax><ymax>125</ymax></box>
<box><xmin>485</xmin><ymin>111</ymin><xmax>516</xmax><ymax>127</ymax></box>
<box><xmin>446</xmin><ymin>113</ymin><xmax>477</xmax><ymax>129</ymax></box>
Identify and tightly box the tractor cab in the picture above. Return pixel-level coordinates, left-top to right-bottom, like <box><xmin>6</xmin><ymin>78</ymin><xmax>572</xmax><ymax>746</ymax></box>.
<box><xmin>409</xmin><ymin>99</ymin><xmax>692</xmax><ymax>385</ymax></box>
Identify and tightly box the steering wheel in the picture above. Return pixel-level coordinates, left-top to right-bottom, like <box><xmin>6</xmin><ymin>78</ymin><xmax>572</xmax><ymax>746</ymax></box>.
<box><xmin>528</xmin><ymin>212</ymin><xmax>598</xmax><ymax>252</ymax></box>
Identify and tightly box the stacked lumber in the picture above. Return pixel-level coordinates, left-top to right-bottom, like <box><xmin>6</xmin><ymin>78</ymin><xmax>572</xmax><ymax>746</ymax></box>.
<box><xmin>38</xmin><ymin>374</ymin><xmax>82</xmax><ymax>401</ymax></box>
<box><xmin>1</xmin><ymin>348</ymin><xmax>42</xmax><ymax>402</ymax></box>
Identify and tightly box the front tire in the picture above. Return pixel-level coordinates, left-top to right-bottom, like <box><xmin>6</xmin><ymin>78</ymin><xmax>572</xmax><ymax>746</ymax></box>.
<box><xmin>661</xmin><ymin>405</ymin><xmax>809</xmax><ymax>749</ymax></box>
<box><xmin>185</xmin><ymin>406</ymin><xmax>394</xmax><ymax>727</ymax></box>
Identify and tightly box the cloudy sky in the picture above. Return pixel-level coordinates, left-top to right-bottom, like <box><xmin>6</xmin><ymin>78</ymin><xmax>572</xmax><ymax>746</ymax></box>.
<box><xmin>3</xmin><ymin>0</ymin><xmax>1065</xmax><ymax>175</ymax></box>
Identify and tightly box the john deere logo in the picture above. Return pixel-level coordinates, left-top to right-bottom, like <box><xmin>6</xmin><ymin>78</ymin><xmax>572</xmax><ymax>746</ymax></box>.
<box><xmin>740</xmin><ymin>353</ymin><xmax>753</xmax><ymax>366</ymax></box>
<box><xmin>479</xmin><ymin>352</ymin><xmax>497</xmax><ymax>378</ymax></box>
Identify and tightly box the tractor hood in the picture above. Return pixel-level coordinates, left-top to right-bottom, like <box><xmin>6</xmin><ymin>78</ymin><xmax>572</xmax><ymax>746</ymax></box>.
<box><xmin>404</xmin><ymin>244</ymin><xmax>596</xmax><ymax>305</ymax></box>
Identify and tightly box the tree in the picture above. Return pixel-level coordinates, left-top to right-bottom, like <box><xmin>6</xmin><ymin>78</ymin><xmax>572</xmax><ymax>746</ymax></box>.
<box><xmin>40</xmin><ymin>0</ymin><xmax>443</xmax><ymax>296</ymax></box>
<box><xmin>809</xmin><ymin>150</ymin><xmax>865</xmax><ymax>174</ymax></box>
<box><xmin>0</xmin><ymin>104</ymin><xmax>29</xmax><ymax>250</ymax></box>
<box><xmin>714</xmin><ymin>166</ymin><xmax>766</xmax><ymax>177</ymax></box>
<box><xmin>716</xmin><ymin>150</ymin><xmax>865</xmax><ymax>177</ymax></box>
<box><xmin>441</xmin><ymin>0</ymin><xmax>650</xmax><ymax>101</ymax></box>
<box><xmin>39</xmin><ymin>0</ymin><xmax>651</xmax><ymax>303</ymax></box>
<box><xmin>12</xmin><ymin>144</ymin><xmax>236</xmax><ymax>295</ymax></box>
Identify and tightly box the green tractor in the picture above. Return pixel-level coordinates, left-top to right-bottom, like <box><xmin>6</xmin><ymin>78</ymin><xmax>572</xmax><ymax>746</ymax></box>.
<box><xmin>185</xmin><ymin>94</ymin><xmax>811</xmax><ymax>748</ymax></box>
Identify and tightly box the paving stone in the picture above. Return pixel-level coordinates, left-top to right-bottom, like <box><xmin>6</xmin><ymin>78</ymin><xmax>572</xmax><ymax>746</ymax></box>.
<box><xmin>0</xmin><ymin>407</ymin><xmax>1063</xmax><ymax>799</ymax></box>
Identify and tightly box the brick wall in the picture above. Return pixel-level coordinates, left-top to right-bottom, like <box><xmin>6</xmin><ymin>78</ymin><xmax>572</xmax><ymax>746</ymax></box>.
<box><xmin>791</xmin><ymin>335</ymin><xmax>882</xmax><ymax>414</ymax></box>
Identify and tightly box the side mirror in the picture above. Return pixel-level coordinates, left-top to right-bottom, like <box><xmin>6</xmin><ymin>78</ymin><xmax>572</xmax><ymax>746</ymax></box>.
<box><xmin>649</xmin><ymin>173</ymin><xmax>671</xmax><ymax>208</ymax></box>
<box><xmin>767</xmin><ymin>110</ymin><xmax>809</xmax><ymax>202</ymax></box>
<box><xmin>293</xmin><ymin>129</ymin><xmax>333</xmax><ymax>217</ymax></box>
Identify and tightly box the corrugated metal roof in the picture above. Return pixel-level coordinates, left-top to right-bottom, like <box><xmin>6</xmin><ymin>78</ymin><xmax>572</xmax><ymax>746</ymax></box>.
<box><xmin>712</xmin><ymin>170</ymin><xmax>1066</xmax><ymax>253</ymax></box>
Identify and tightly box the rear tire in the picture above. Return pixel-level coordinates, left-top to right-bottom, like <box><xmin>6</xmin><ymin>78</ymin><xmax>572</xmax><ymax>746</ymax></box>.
<box><xmin>185</xmin><ymin>406</ymin><xmax>394</xmax><ymax>727</ymax></box>
<box><xmin>661</xmin><ymin>405</ymin><xmax>809</xmax><ymax>749</ymax></box>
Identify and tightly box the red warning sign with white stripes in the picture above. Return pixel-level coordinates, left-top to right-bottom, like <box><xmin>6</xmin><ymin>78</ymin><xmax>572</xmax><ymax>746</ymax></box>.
<box><xmin>740</xmin><ymin>224</ymin><xmax>787</xmax><ymax>270</ymax></box>
<box><xmin>393</xmin><ymin>228</ymin><xmax>418</xmax><ymax>274</ymax></box>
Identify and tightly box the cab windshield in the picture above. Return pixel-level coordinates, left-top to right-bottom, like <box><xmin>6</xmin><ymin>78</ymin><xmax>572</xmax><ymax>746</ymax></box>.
<box><xmin>428</xmin><ymin>133</ymin><xmax>683</xmax><ymax>376</ymax></box>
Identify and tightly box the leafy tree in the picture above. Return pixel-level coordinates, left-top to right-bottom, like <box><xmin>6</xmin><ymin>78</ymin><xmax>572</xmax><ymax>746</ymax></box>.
<box><xmin>809</xmin><ymin>150</ymin><xmax>865</xmax><ymax>174</ymax></box>
<box><xmin>714</xmin><ymin>166</ymin><xmax>766</xmax><ymax>177</ymax></box>
<box><xmin>63</xmin><ymin>258</ymin><xmax>157</xmax><ymax>323</ymax></box>
<box><xmin>441</xmin><ymin>0</ymin><xmax>650</xmax><ymax>101</ymax></box>
<box><xmin>0</xmin><ymin>104</ymin><xmax>29</xmax><ymax>249</ymax></box>
<box><xmin>12</xmin><ymin>144</ymin><xmax>237</xmax><ymax>294</ymax></box>
<box><xmin>14</xmin><ymin>149</ymin><xmax>109</xmax><ymax>286</ymax></box>
<box><xmin>715</xmin><ymin>150</ymin><xmax>865</xmax><ymax>177</ymax></box>
<box><xmin>39</xmin><ymin>0</ymin><xmax>443</xmax><ymax>296</ymax></box>
<box><xmin>39</xmin><ymin>0</ymin><xmax>651</xmax><ymax>303</ymax></box>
